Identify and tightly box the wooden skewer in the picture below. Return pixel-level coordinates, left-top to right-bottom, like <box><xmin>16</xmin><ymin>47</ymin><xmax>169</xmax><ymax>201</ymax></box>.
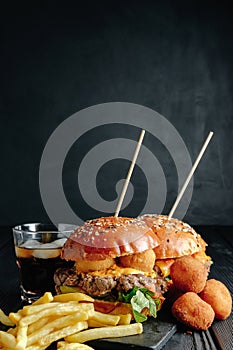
<box><xmin>168</xmin><ymin>131</ymin><xmax>214</xmax><ymax>220</ymax></box>
<box><xmin>114</xmin><ymin>129</ymin><xmax>145</xmax><ymax>217</ymax></box>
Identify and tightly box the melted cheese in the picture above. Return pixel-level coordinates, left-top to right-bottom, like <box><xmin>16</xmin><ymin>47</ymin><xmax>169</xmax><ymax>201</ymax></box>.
<box><xmin>155</xmin><ymin>259</ymin><xmax>174</xmax><ymax>277</ymax></box>
<box><xmin>88</xmin><ymin>264</ymin><xmax>157</xmax><ymax>278</ymax></box>
<box><xmin>192</xmin><ymin>251</ymin><xmax>212</xmax><ymax>263</ymax></box>
<box><xmin>155</xmin><ymin>252</ymin><xmax>212</xmax><ymax>278</ymax></box>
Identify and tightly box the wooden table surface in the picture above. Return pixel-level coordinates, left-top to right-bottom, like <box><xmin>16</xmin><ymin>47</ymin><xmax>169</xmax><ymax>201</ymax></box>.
<box><xmin>0</xmin><ymin>226</ymin><xmax>232</xmax><ymax>350</ymax></box>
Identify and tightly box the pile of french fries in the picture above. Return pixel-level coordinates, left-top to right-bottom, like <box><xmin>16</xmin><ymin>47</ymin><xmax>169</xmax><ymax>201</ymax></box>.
<box><xmin>0</xmin><ymin>292</ymin><xmax>143</xmax><ymax>350</ymax></box>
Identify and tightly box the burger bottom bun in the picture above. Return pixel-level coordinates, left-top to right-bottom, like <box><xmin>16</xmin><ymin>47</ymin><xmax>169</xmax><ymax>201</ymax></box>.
<box><xmin>119</xmin><ymin>249</ymin><xmax>156</xmax><ymax>272</ymax></box>
<box><xmin>93</xmin><ymin>300</ymin><xmax>152</xmax><ymax>319</ymax></box>
<box><xmin>94</xmin><ymin>300</ymin><xmax>133</xmax><ymax>316</ymax></box>
<box><xmin>172</xmin><ymin>292</ymin><xmax>215</xmax><ymax>330</ymax></box>
<box><xmin>76</xmin><ymin>256</ymin><xmax>115</xmax><ymax>272</ymax></box>
<box><xmin>199</xmin><ymin>279</ymin><xmax>232</xmax><ymax>320</ymax></box>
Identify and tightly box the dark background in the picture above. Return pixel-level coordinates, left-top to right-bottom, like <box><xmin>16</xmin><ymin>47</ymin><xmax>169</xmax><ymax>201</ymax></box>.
<box><xmin>1</xmin><ymin>0</ymin><xmax>233</xmax><ymax>227</ymax></box>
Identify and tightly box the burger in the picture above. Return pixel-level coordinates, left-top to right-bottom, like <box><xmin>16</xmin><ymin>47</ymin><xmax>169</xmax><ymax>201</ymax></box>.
<box><xmin>54</xmin><ymin>216</ymin><xmax>164</xmax><ymax>321</ymax></box>
<box><xmin>54</xmin><ymin>215</ymin><xmax>211</xmax><ymax>321</ymax></box>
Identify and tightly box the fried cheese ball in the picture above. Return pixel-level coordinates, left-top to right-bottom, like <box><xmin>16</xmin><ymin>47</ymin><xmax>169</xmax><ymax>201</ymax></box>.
<box><xmin>119</xmin><ymin>249</ymin><xmax>156</xmax><ymax>272</ymax></box>
<box><xmin>199</xmin><ymin>279</ymin><xmax>232</xmax><ymax>320</ymax></box>
<box><xmin>172</xmin><ymin>292</ymin><xmax>215</xmax><ymax>330</ymax></box>
<box><xmin>170</xmin><ymin>256</ymin><xmax>208</xmax><ymax>293</ymax></box>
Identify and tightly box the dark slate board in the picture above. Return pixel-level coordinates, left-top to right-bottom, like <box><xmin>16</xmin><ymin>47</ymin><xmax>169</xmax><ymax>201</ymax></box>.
<box><xmin>88</xmin><ymin>311</ymin><xmax>177</xmax><ymax>350</ymax></box>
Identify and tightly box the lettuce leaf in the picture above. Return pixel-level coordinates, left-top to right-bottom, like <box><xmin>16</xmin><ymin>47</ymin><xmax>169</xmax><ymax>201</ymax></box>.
<box><xmin>120</xmin><ymin>287</ymin><xmax>160</xmax><ymax>322</ymax></box>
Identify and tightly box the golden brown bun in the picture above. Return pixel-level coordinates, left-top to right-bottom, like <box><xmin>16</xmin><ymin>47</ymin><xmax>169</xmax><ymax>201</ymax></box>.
<box><xmin>62</xmin><ymin>216</ymin><xmax>160</xmax><ymax>262</ymax></box>
<box><xmin>140</xmin><ymin>214</ymin><xmax>207</xmax><ymax>259</ymax></box>
<box><xmin>93</xmin><ymin>300</ymin><xmax>133</xmax><ymax>315</ymax></box>
<box><xmin>93</xmin><ymin>298</ymin><xmax>162</xmax><ymax>318</ymax></box>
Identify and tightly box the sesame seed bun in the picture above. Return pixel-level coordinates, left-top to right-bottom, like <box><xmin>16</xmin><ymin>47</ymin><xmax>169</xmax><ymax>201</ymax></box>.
<box><xmin>139</xmin><ymin>214</ymin><xmax>207</xmax><ymax>259</ymax></box>
<box><xmin>61</xmin><ymin>216</ymin><xmax>160</xmax><ymax>262</ymax></box>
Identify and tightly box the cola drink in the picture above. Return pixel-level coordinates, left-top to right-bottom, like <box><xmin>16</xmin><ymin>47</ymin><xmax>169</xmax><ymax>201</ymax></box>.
<box><xmin>13</xmin><ymin>223</ymin><xmax>75</xmax><ymax>303</ymax></box>
<box><xmin>15</xmin><ymin>246</ymin><xmax>72</xmax><ymax>301</ymax></box>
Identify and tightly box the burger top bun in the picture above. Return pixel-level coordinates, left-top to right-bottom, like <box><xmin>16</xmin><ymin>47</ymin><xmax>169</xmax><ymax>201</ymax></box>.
<box><xmin>61</xmin><ymin>216</ymin><xmax>160</xmax><ymax>262</ymax></box>
<box><xmin>140</xmin><ymin>214</ymin><xmax>207</xmax><ymax>259</ymax></box>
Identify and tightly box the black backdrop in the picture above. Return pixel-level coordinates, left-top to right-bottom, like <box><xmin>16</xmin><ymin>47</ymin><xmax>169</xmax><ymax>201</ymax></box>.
<box><xmin>1</xmin><ymin>0</ymin><xmax>233</xmax><ymax>226</ymax></box>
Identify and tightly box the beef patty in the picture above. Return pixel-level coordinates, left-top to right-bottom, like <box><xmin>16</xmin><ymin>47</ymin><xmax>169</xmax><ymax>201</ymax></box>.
<box><xmin>54</xmin><ymin>266</ymin><xmax>169</xmax><ymax>297</ymax></box>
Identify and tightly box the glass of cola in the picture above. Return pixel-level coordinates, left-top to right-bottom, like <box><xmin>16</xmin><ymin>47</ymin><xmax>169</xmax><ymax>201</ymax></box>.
<box><xmin>12</xmin><ymin>223</ymin><xmax>75</xmax><ymax>303</ymax></box>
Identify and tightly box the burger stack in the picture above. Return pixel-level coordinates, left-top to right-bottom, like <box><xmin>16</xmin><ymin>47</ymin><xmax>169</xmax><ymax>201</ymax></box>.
<box><xmin>54</xmin><ymin>215</ymin><xmax>232</xmax><ymax>329</ymax></box>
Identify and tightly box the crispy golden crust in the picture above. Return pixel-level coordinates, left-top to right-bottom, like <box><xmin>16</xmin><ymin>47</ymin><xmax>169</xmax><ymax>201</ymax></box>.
<box><xmin>62</xmin><ymin>216</ymin><xmax>160</xmax><ymax>261</ymax></box>
<box><xmin>75</xmin><ymin>256</ymin><xmax>115</xmax><ymax>272</ymax></box>
<box><xmin>140</xmin><ymin>214</ymin><xmax>207</xmax><ymax>259</ymax></box>
<box><xmin>199</xmin><ymin>279</ymin><xmax>232</xmax><ymax>320</ymax></box>
<box><xmin>119</xmin><ymin>249</ymin><xmax>156</xmax><ymax>272</ymax></box>
<box><xmin>170</xmin><ymin>256</ymin><xmax>208</xmax><ymax>293</ymax></box>
<box><xmin>172</xmin><ymin>292</ymin><xmax>215</xmax><ymax>330</ymax></box>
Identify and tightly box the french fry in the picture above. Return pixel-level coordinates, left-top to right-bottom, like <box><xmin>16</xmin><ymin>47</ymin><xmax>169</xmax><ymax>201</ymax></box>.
<box><xmin>32</xmin><ymin>292</ymin><xmax>53</xmax><ymax>305</ymax></box>
<box><xmin>39</xmin><ymin>322</ymin><xmax>88</xmax><ymax>347</ymax></box>
<box><xmin>20</xmin><ymin>313</ymin><xmax>51</xmax><ymax>327</ymax></box>
<box><xmin>0</xmin><ymin>310</ymin><xmax>15</xmax><ymax>327</ymax></box>
<box><xmin>27</xmin><ymin>313</ymin><xmax>91</xmax><ymax>346</ymax></box>
<box><xmin>88</xmin><ymin>319</ymin><xmax>109</xmax><ymax>328</ymax></box>
<box><xmin>118</xmin><ymin>313</ymin><xmax>132</xmax><ymax>325</ymax></box>
<box><xmin>0</xmin><ymin>330</ymin><xmax>16</xmax><ymax>349</ymax></box>
<box><xmin>25</xmin><ymin>344</ymin><xmax>48</xmax><ymax>350</ymax></box>
<box><xmin>65</xmin><ymin>323</ymin><xmax>143</xmax><ymax>343</ymax></box>
<box><xmin>27</xmin><ymin>317</ymin><xmax>51</xmax><ymax>335</ymax></box>
<box><xmin>8</xmin><ymin>310</ymin><xmax>23</xmax><ymax>324</ymax></box>
<box><xmin>26</xmin><ymin>324</ymin><xmax>52</xmax><ymax>347</ymax></box>
<box><xmin>53</xmin><ymin>292</ymin><xmax>94</xmax><ymax>303</ymax></box>
<box><xmin>57</xmin><ymin>341</ymin><xmax>95</xmax><ymax>349</ymax></box>
<box><xmin>15</xmin><ymin>321</ymin><xmax>28</xmax><ymax>350</ymax></box>
<box><xmin>90</xmin><ymin>311</ymin><xmax>120</xmax><ymax>326</ymax></box>
<box><xmin>7</xmin><ymin>327</ymin><xmax>17</xmax><ymax>336</ymax></box>
<box><xmin>22</xmin><ymin>302</ymin><xmax>60</xmax><ymax>315</ymax></box>
<box><xmin>21</xmin><ymin>303</ymin><xmax>94</xmax><ymax>326</ymax></box>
